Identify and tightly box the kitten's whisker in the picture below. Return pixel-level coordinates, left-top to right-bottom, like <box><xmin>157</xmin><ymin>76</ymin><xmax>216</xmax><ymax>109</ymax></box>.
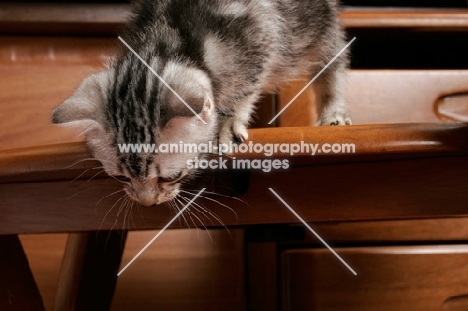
<box><xmin>179</xmin><ymin>195</ymin><xmax>231</xmax><ymax>239</ymax></box>
<box><xmin>179</xmin><ymin>196</ymin><xmax>214</xmax><ymax>226</ymax></box>
<box><xmin>168</xmin><ymin>200</ymin><xmax>181</xmax><ymax>227</ymax></box>
<box><xmin>110</xmin><ymin>199</ymin><xmax>125</xmax><ymax>231</ymax></box>
<box><xmin>129</xmin><ymin>200</ymin><xmax>137</xmax><ymax>230</ymax></box>
<box><xmin>95</xmin><ymin>189</ymin><xmax>125</xmax><ymax>211</ymax></box>
<box><xmin>124</xmin><ymin>196</ymin><xmax>135</xmax><ymax>231</ymax></box>
<box><xmin>66</xmin><ymin>191</ymin><xmax>82</xmax><ymax>201</ymax></box>
<box><xmin>174</xmin><ymin>198</ymin><xmax>191</xmax><ymax>229</ymax></box>
<box><xmin>60</xmin><ymin>158</ymin><xmax>102</xmax><ymax>170</ymax></box>
<box><xmin>115</xmin><ymin>195</ymin><xmax>128</xmax><ymax>219</ymax></box>
<box><xmin>69</xmin><ymin>168</ymin><xmax>91</xmax><ymax>184</ymax></box>
<box><xmin>136</xmin><ymin>204</ymin><xmax>149</xmax><ymax>229</ymax></box>
<box><xmin>199</xmin><ymin>196</ymin><xmax>238</xmax><ymax>222</ymax></box>
<box><xmin>185</xmin><ymin>207</ymin><xmax>207</xmax><ymax>228</ymax></box>
<box><xmin>188</xmin><ymin>205</ymin><xmax>215</xmax><ymax>226</ymax></box>
<box><xmin>171</xmin><ymin>200</ymin><xmax>182</xmax><ymax>226</ymax></box>
<box><xmin>99</xmin><ymin>193</ymin><xmax>127</xmax><ymax>233</ymax></box>
<box><xmin>122</xmin><ymin>196</ymin><xmax>132</xmax><ymax>230</ymax></box>
<box><xmin>185</xmin><ymin>208</ymin><xmax>213</xmax><ymax>243</ymax></box>
<box><xmin>108</xmin><ymin>174</ymin><xmax>131</xmax><ymax>185</ymax></box>
<box><xmin>86</xmin><ymin>169</ymin><xmax>106</xmax><ymax>183</ymax></box>
<box><xmin>108</xmin><ymin>194</ymin><xmax>130</xmax><ymax>242</ymax></box>
<box><xmin>185</xmin><ymin>207</ymin><xmax>198</xmax><ymax>230</ymax></box>
<box><xmin>66</xmin><ymin>185</ymin><xmax>109</xmax><ymax>201</ymax></box>
<box><xmin>180</xmin><ymin>190</ymin><xmax>238</xmax><ymax>222</ymax></box>
<box><xmin>183</xmin><ymin>205</ymin><xmax>218</xmax><ymax>243</ymax></box>
<box><xmin>183</xmin><ymin>189</ymin><xmax>249</xmax><ymax>206</ymax></box>
<box><xmin>117</xmin><ymin>196</ymin><xmax>130</xmax><ymax>241</ymax></box>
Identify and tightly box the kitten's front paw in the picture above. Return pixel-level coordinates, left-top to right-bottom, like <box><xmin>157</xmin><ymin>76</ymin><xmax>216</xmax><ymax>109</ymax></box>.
<box><xmin>319</xmin><ymin>112</ymin><xmax>352</xmax><ymax>126</ymax></box>
<box><xmin>219</xmin><ymin>118</ymin><xmax>248</xmax><ymax>153</ymax></box>
<box><xmin>232</xmin><ymin>122</ymin><xmax>248</xmax><ymax>142</ymax></box>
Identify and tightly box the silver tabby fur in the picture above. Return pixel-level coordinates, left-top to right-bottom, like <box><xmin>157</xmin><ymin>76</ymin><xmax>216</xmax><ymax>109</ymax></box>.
<box><xmin>52</xmin><ymin>0</ymin><xmax>351</xmax><ymax>206</ymax></box>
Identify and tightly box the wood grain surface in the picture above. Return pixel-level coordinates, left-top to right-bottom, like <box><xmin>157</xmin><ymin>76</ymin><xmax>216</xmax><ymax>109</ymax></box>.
<box><xmin>304</xmin><ymin>217</ymin><xmax>468</xmax><ymax>243</ymax></box>
<box><xmin>282</xmin><ymin>245</ymin><xmax>468</xmax><ymax>310</ymax></box>
<box><xmin>1</xmin><ymin>124</ymin><xmax>467</xmax><ymax>234</ymax></box>
<box><xmin>2</xmin><ymin>3</ymin><xmax>468</xmax><ymax>35</ymax></box>
<box><xmin>0</xmin><ymin>37</ymin><xmax>117</xmax><ymax>151</ymax></box>
<box><xmin>341</xmin><ymin>9</ymin><xmax>468</xmax><ymax>29</ymax></box>
<box><xmin>0</xmin><ymin>235</ymin><xmax>45</xmax><ymax>310</ymax></box>
<box><xmin>4</xmin><ymin>4</ymin><xmax>468</xmax><ymax>311</ymax></box>
<box><xmin>278</xmin><ymin>71</ymin><xmax>468</xmax><ymax>126</ymax></box>
<box><xmin>20</xmin><ymin>230</ymin><xmax>246</xmax><ymax>311</ymax></box>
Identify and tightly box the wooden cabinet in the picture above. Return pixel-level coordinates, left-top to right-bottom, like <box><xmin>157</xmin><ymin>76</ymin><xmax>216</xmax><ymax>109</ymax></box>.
<box><xmin>1</xmin><ymin>1</ymin><xmax>468</xmax><ymax>311</ymax></box>
<box><xmin>282</xmin><ymin>246</ymin><xmax>468</xmax><ymax>311</ymax></box>
<box><xmin>0</xmin><ymin>37</ymin><xmax>117</xmax><ymax>151</ymax></box>
<box><xmin>256</xmin><ymin>1</ymin><xmax>468</xmax><ymax>310</ymax></box>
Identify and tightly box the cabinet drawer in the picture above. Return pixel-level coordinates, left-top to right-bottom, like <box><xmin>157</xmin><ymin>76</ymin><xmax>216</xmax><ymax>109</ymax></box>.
<box><xmin>277</xmin><ymin>70</ymin><xmax>468</xmax><ymax>126</ymax></box>
<box><xmin>282</xmin><ymin>246</ymin><xmax>468</xmax><ymax>311</ymax></box>
<box><xmin>346</xmin><ymin>71</ymin><xmax>468</xmax><ymax>124</ymax></box>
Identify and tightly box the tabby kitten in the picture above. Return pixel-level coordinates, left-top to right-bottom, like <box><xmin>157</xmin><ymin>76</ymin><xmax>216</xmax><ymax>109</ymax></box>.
<box><xmin>52</xmin><ymin>0</ymin><xmax>351</xmax><ymax>206</ymax></box>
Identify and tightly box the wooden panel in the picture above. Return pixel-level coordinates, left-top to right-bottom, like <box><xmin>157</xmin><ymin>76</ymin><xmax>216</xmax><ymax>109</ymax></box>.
<box><xmin>0</xmin><ymin>37</ymin><xmax>117</xmax><ymax>151</ymax></box>
<box><xmin>346</xmin><ymin>71</ymin><xmax>468</xmax><ymax>124</ymax></box>
<box><xmin>250</xmin><ymin>94</ymin><xmax>277</xmax><ymax>128</ymax></box>
<box><xmin>277</xmin><ymin>71</ymin><xmax>468</xmax><ymax>126</ymax></box>
<box><xmin>2</xmin><ymin>124</ymin><xmax>467</xmax><ymax>178</ymax></box>
<box><xmin>20</xmin><ymin>234</ymin><xmax>68</xmax><ymax>311</ymax></box>
<box><xmin>3</xmin><ymin>38</ymin><xmax>468</xmax><ymax>149</ymax></box>
<box><xmin>0</xmin><ymin>36</ymin><xmax>275</xmax><ymax>151</ymax></box>
<box><xmin>0</xmin><ymin>235</ymin><xmax>45</xmax><ymax>311</ymax></box>
<box><xmin>1</xmin><ymin>124</ymin><xmax>468</xmax><ymax>234</ymax></box>
<box><xmin>112</xmin><ymin>229</ymin><xmax>245</xmax><ymax>311</ymax></box>
<box><xmin>341</xmin><ymin>9</ymin><xmax>468</xmax><ymax>29</ymax></box>
<box><xmin>276</xmin><ymin>78</ymin><xmax>318</xmax><ymax>127</ymax></box>
<box><xmin>442</xmin><ymin>295</ymin><xmax>468</xmax><ymax>311</ymax></box>
<box><xmin>247</xmin><ymin>243</ymin><xmax>278</xmax><ymax>311</ymax></box>
<box><xmin>306</xmin><ymin>218</ymin><xmax>468</xmax><ymax>243</ymax></box>
<box><xmin>53</xmin><ymin>231</ymin><xmax>127</xmax><ymax>311</ymax></box>
<box><xmin>0</xmin><ymin>3</ymin><xmax>130</xmax><ymax>35</ymax></box>
<box><xmin>20</xmin><ymin>230</ymin><xmax>246</xmax><ymax>311</ymax></box>
<box><xmin>282</xmin><ymin>246</ymin><xmax>468</xmax><ymax>310</ymax></box>
<box><xmin>3</xmin><ymin>4</ymin><xmax>468</xmax><ymax>35</ymax></box>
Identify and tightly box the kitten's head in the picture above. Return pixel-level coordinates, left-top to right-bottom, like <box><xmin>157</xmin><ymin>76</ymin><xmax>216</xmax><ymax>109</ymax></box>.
<box><xmin>53</xmin><ymin>56</ymin><xmax>217</xmax><ymax>206</ymax></box>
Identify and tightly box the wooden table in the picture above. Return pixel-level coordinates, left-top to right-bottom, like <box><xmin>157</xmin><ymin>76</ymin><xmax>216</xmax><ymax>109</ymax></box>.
<box><xmin>1</xmin><ymin>123</ymin><xmax>468</xmax><ymax>310</ymax></box>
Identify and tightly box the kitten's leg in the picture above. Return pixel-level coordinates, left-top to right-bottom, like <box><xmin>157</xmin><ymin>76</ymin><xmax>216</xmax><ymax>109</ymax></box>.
<box><xmin>313</xmin><ymin>57</ymin><xmax>352</xmax><ymax>126</ymax></box>
<box><xmin>218</xmin><ymin>92</ymin><xmax>258</xmax><ymax>146</ymax></box>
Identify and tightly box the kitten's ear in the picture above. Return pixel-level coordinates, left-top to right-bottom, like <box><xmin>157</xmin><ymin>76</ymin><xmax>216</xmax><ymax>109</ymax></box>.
<box><xmin>52</xmin><ymin>70</ymin><xmax>110</xmax><ymax>128</ymax></box>
<box><xmin>160</xmin><ymin>64</ymin><xmax>215</xmax><ymax>125</ymax></box>
<box><xmin>161</xmin><ymin>82</ymin><xmax>214</xmax><ymax>124</ymax></box>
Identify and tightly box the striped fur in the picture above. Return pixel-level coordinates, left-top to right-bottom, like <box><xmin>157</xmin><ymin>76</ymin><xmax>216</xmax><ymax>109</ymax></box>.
<box><xmin>52</xmin><ymin>0</ymin><xmax>350</xmax><ymax>206</ymax></box>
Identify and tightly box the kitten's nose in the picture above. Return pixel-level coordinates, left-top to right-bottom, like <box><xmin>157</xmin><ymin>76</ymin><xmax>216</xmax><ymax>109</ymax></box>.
<box><xmin>136</xmin><ymin>190</ymin><xmax>157</xmax><ymax>206</ymax></box>
<box><xmin>133</xmin><ymin>179</ymin><xmax>157</xmax><ymax>206</ymax></box>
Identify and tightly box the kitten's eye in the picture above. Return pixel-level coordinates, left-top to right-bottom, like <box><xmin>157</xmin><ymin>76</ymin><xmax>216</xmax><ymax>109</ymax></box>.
<box><xmin>113</xmin><ymin>175</ymin><xmax>131</xmax><ymax>183</ymax></box>
<box><xmin>158</xmin><ymin>171</ymin><xmax>183</xmax><ymax>184</ymax></box>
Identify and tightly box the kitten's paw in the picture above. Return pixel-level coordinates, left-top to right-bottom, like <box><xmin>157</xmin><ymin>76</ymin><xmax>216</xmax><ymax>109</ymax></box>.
<box><xmin>319</xmin><ymin>112</ymin><xmax>352</xmax><ymax>126</ymax></box>
<box><xmin>218</xmin><ymin>119</ymin><xmax>248</xmax><ymax>153</ymax></box>
<box><xmin>232</xmin><ymin>122</ymin><xmax>248</xmax><ymax>143</ymax></box>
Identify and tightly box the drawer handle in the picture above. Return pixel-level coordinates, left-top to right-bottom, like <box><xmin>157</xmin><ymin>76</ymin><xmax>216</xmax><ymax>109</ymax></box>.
<box><xmin>441</xmin><ymin>294</ymin><xmax>468</xmax><ymax>310</ymax></box>
<box><xmin>436</xmin><ymin>93</ymin><xmax>468</xmax><ymax>122</ymax></box>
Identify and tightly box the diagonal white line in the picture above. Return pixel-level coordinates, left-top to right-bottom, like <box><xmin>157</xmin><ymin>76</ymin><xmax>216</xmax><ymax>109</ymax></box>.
<box><xmin>118</xmin><ymin>36</ymin><xmax>207</xmax><ymax>125</ymax></box>
<box><xmin>268</xmin><ymin>188</ymin><xmax>357</xmax><ymax>275</ymax></box>
<box><xmin>268</xmin><ymin>37</ymin><xmax>356</xmax><ymax>125</ymax></box>
<box><xmin>117</xmin><ymin>188</ymin><xmax>206</xmax><ymax>276</ymax></box>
